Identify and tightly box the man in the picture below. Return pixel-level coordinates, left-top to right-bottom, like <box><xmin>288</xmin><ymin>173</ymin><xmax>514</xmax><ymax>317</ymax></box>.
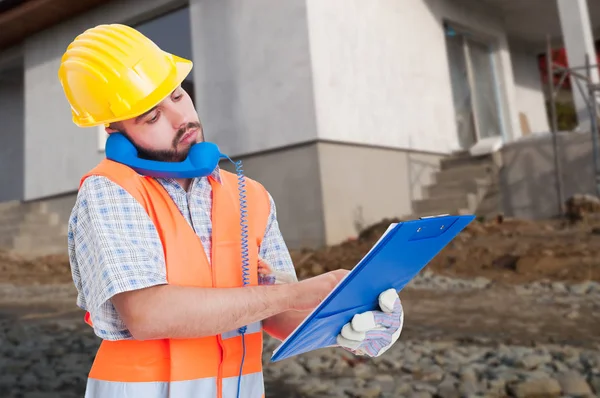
<box><xmin>59</xmin><ymin>23</ymin><xmax>404</xmax><ymax>398</ymax></box>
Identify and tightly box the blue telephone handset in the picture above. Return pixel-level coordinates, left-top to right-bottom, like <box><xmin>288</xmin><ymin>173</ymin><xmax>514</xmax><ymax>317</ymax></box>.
<box><xmin>105</xmin><ymin>132</ymin><xmax>251</xmax><ymax>398</ymax></box>
<box><xmin>105</xmin><ymin>132</ymin><xmax>225</xmax><ymax>179</ymax></box>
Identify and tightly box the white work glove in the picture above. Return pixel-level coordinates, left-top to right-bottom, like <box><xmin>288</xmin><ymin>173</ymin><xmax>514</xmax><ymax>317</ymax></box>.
<box><xmin>336</xmin><ymin>288</ymin><xmax>404</xmax><ymax>357</ymax></box>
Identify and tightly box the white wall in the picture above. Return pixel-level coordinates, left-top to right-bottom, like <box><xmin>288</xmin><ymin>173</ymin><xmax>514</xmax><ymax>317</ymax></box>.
<box><xmin>21</xmin><ymin>0</ymin><xmax>187</xmax><ymax>200</ymax></box>
<box><xmin>318</xmin><ymin>143</ymin><xmax>443</xmax><ymax>245</ymax></box>
<box><xmin>189</xmin><ymin>0</ymin><xmax>318</xmax><ymax>158</ymax></box>
<box><xmin>305</xmin><ymin>0</ymin><xmax>523</xmax><ymax>154</ymax></box>
<box><xmin>14</xmin><ymin>0</ymin><xmax>534</xmax><ymax>201</ymax></box>
<box><xmin>510</xmin><ymin>45</ymin><xmax>550</xmax><ymax>134</ymax></box>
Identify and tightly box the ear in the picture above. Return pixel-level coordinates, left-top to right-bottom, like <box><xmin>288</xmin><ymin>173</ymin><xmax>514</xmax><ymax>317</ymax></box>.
<box><xmin>105</xmin><ymin>126</ymin><xmax>116</xmax><ymax>135</ymax></box>
<box><xmin>105</xmin><ymin>122</ymin><xmax>124</xmax><ymax>134</ymax></box>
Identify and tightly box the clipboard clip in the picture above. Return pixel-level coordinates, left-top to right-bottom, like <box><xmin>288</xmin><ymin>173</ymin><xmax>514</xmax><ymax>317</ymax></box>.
<box><xmin>419</xmin><ymin>214</ymin><xmax>449</xmax><ymax>219</ymax></box>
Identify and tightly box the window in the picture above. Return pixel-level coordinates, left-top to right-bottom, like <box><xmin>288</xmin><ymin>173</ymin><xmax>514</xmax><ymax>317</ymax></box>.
<box><xmin>444</xmin><ymin>22</ymin><xmax>505</xmax><ymax>150</ymax></box>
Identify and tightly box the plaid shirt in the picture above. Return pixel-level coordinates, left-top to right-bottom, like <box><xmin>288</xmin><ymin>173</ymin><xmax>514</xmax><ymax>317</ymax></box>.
<box><xmin>67</xmin><ymin>166</ymin><xmax>297</xmax><ymax>340</ymax></box>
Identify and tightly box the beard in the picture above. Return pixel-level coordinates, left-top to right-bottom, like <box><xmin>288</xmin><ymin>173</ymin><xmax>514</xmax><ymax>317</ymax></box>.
<box><xmin>124</xmin><ymin>122</ymin><xmax>203</xmax><ymax>163</ymax></box>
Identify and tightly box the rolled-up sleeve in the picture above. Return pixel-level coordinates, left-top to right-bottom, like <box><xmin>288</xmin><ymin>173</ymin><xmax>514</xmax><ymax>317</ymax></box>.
<box><xmin>68</xmin><ymin>175</ymin><xmax>167</xmax><ymax>340</ymax></box>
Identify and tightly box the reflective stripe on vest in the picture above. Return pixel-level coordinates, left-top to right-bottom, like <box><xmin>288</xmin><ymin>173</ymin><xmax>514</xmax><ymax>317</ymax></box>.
<box><xmin>79</xmin><ymin>159</ymin><xmax>271</xmax><ymax>398</ymax></box>
<box><xmin>222</xmin><ymin>321</ymin><xmax>262</xmax><ymax>339</ymax></box>
<box><xmin>85</xmin><ymin>372</ymin><xmax>265</xmax><ymax>398</ymax></box>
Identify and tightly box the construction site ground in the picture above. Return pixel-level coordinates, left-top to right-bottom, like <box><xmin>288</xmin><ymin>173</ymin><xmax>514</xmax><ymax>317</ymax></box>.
<box><xmin>4</xmin><ymin>211</ymin><xmax>600</xmax><ymax>287</ymax></box>
<box><xmin>1</xmin><ymin>207</ymin><xmax>600</xmax><ymax>397</ymax></box>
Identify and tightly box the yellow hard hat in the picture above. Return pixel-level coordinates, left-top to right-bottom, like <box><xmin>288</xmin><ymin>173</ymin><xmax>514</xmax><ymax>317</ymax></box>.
<box><xmin>58</xmin><ymin>24</ymin><xmax>193</xmax><ymax>127</ymax></box>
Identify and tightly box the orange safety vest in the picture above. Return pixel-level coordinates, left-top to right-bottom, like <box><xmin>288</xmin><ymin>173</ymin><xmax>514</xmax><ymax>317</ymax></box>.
<box><xmin>79</xmin><ymin>159</ymin><xmax>271</xmax><ymax>398</ymax></box>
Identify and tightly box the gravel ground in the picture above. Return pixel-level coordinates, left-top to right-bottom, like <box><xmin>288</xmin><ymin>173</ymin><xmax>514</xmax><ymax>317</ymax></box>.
<box><xmin>0</xmin><ymin>316</ymin><xmax>598</xmax><ymax>398</ymax></box>
<box><xmin>263</xmin><ymin>338</ymin><xmax>600</xmax><ymax>398</ymax></box>
<box><xmin>408</xmin><ymin>271</ymin><xmax>600</xmax><ymax>296</ymax></box>
<box><xmin>0</xmin><ymin>275</ymin><xmax>598</xmax><ymax>397</ymax></box>
<box><xmin>3</xmin><ymin>209</ymin><xmax>600</xmax><ymax>397</ymax></box>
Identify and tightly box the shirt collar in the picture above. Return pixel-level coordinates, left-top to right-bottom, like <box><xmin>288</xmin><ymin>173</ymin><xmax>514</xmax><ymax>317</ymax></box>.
<box><xmin>152</xmin><ymin>165</ymin><xmax>222</xmax><ymax>187</ymax></box>
<box><xmin>209</xmin><ymin>165</ymin><xmax>222</xmax><ymax>184</ymax></box>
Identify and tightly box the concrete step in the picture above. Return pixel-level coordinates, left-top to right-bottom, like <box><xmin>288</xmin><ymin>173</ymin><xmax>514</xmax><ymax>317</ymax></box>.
<box><xmin>0</xmin><ymin>208</ymin><xmax>28</xmax><ymax>225</ymax></box>
<box><xmin>12</xmin><ymin>234</ymin><xmax>68</xmax><ymax>251</ymax></box>
<box><xmin>0</xmin><ymin>214</ymin><xmax>60</xmax><ymax>235</ymax></box>
<box><xmin>0</xmin><ymin>201</ymin><xmax>52</xmax><ymax>218</ymax></box>
<box><xmin>0</xmin><ymin>203</ymin><xmax>53</xmax><ymax>226</ymax></box>
<box><xmin>412</xmin><ymin>193</ymin><xmax>477</xmax><ymax>215</ymax></box>
<box><xmin>424</xmin><ymin>178</ymin><xmax>490</xmax><ymax>199</ymax></box>
<box><xmin>17</xmin><ymin>222</ymin><xmax>68</xmax><ymax>237</ymax></box>
<box><xmin>0</xmin><ymin>228</ymin><xmax>20</xmax><ymax>247</ymax></box>
<box><xmin>0</xmin><ymin>234</ymin><xmax>15</xmax><ymax>248</ymax></box>
<box><xmin>23</xmin><ymin>211</ymin><xmax>61</xmax><ymax>226</ymax></box>
<box><xmin>434</xmin><ymin>163</ymin><xmax>494</xmax><ymax>184</ymax></box>
<box><xmin>10</xmin><ymin>245</ymin><xmax>68</xmax><ymax>259</ymax></box>
<box><xmin>440</xmin><ymin>153</ymin><xmax>495</xmax><ymax>170</ymax></box>
<box><xmin>0</xmin><ymin>200</ymin><xmax>22</xmax><ymax>213</ymax></box>
<box><xmin>0</xmin><ymin>212</ymin><xmax>22</xmax><ymax>245</ymax></box>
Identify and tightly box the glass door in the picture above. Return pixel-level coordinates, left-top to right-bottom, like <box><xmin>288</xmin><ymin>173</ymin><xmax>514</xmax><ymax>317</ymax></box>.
<box><xmin>466</xmin><ymin>37</ymin><xmax>504</xmax><ymax>140</ymax></box>
<box><xmin>445</xmin><ymin>32</ymin><xmax>477</xmax><ymax>149</ymax></box>
<box><xmin>444</xmin><ymin>23</ymin><xmax>505</xmax><ymax>149</ymax></box>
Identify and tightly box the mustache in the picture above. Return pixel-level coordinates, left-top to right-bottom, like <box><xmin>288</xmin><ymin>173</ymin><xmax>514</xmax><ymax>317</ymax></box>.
<box><xmin>173</xmin><ymin>122</ymin><xmax>202</xmax><ymax>145</ymax></box>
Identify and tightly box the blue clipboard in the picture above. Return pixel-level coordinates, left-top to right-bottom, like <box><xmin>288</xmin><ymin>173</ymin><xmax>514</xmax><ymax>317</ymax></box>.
<box><xmin>271</xmin><ymin>214</ymin><xmax>475</xmax><ymax>362</ymax></box>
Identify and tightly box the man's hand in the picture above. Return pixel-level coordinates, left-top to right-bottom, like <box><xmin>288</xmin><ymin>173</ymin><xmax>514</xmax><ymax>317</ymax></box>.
<box><xmin>258</xmin><ymin>257</ymin><xmax>297</xmax><ymax>285</ymax></box>
<box><xmin>262</xmin><ymin>263</ymin><xmax>349</xmax><ymax>340</ymax></box>
<box><xmin>336</xmin><ymin>288</ymin><xmax>404</xmax><ymax>357</ymax></box>
<box><xmin>290</xmin><ymin>269</ymin><xmax>349</xmax><ymax>311</ymax></box>
<box><xmin>258</xmin><ymin>256</ymin><xmax>349</xmax><ymax>311</ymax></box>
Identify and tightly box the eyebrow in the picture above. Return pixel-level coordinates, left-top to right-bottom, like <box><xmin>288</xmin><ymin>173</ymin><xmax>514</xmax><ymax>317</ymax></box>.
<box><xmin>133</xmin><ymin>88</ymin><xmax>181</xmax><ymax>124</ymax></box>
<box><xmin>134</xmin><ymin>106</ymin><xmax>158</xmax><ymax>124</ymax></box>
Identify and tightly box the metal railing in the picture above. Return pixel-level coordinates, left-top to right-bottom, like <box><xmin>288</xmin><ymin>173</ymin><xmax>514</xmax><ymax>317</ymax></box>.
<box><xmin>545</xmin><ymin>35</ymin><xmax>600</xmax><ymax>215</ymax></box>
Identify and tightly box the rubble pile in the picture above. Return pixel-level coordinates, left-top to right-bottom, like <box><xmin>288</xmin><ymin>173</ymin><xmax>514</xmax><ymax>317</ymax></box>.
<box><xmin>564</xmin><ymin>193</ymin><xmax>600</xmax><ymax>222</ymax></box>
<box><xmin>3</xmin><ymin>203</ymin><xmax>600</xmax><ymax>287</ymax></box>
<box><xmin>0</xmin><ymin>250</ymin><xmax>71</xmax><ymax>285</ymax></box>
<box><xmin>290</xmin><ymin>212</ymin><xmax>600</xmax><ymax>284</ymax></box>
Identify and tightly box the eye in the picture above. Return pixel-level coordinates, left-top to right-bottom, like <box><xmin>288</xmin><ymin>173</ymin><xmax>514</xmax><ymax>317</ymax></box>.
<box><xmin>172</xmin><ymin>92</ymin><xmax>183</xmax><ymax>101</ymax></box>
<box><xmin>147</xmin><ymin>111</ymin><xmax>160</xmax><ymax>124</ymax></box>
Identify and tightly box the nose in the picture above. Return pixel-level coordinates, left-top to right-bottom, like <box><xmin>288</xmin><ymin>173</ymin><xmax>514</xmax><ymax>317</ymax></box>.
<box><xmin>165</xmin><ymin>103</ymin><xmax>189</xmax><ymax>130</ymax></box>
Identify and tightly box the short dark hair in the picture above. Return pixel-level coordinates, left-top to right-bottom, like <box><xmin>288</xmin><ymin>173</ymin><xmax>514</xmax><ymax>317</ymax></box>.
<box><xmin>108</xmin><ymin>122</ymin><xmax>124</xmax><ymax>132</ymax></box>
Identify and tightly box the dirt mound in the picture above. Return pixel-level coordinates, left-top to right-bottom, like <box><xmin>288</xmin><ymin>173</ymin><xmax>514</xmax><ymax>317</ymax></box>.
<box><xmin>564</xmin><ymin>193</ymin><xmax>600</xmax><ymax>221</ymax></box>
<box><xmin>0</xmin><ymin>250</ymin><xmax>72</xmax><ymax>285</ymax></box>
<box><xmin>427</xmin><ymin>217</ymin><xmax>600</xmax><ymax>283</ymax></box>
<box><xmin>356</xmin><ymin>217</ymin><xmax>401</xmax><ymax>242</ymax></box>
<box><xmin>3</xmin><ymin>211</ymin><xmax>600</xmax><ymax>286</ymax></box>
<box><xmin>291</xmin><ymin>215</ymin><xmax>600</xmax><ymax>284</ymax></box>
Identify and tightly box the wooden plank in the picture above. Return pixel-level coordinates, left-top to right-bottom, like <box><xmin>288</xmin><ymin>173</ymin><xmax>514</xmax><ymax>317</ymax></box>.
<box><xmin>0</xmin><ymin>0</ymin><xmax>110</xmax><ymax>50</ymax></box>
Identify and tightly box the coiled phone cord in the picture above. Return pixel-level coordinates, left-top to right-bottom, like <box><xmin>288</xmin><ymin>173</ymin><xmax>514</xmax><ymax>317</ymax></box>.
<box><xmin>233</xmin><ymin>158</ymin><xmax>250</xmax><ymax>398</ymax></box>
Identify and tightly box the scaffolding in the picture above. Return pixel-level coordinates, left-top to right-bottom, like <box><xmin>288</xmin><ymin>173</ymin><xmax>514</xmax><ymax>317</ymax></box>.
<box><xmin>545</xmin><ymin>35</ymin><xmax>600</xmax><ymax>215</ymax></box>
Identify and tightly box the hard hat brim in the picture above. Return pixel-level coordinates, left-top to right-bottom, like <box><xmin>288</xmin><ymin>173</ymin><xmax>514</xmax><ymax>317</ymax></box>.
<box><xmin>73</xmin><ymin>54</ymin><xmax>193</xmax><ymax>128</ymax></box>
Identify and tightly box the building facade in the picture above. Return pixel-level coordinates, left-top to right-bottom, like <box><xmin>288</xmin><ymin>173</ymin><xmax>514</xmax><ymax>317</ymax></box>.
<box><xmin>0</xmin><ymin>0</ymin><xmax>598</xmax><ymax>251</ymax></box>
